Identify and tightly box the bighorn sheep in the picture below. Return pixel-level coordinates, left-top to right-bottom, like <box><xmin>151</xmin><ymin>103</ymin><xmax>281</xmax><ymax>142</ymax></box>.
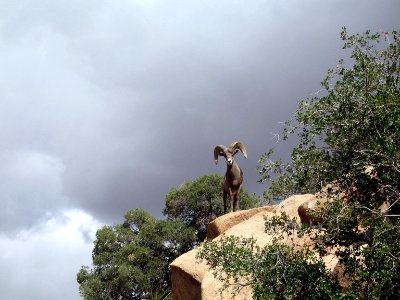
<box><xmin>214</xmin><ymin>141</ymin><xmax>247</xmax><ymax>214</ymax></box>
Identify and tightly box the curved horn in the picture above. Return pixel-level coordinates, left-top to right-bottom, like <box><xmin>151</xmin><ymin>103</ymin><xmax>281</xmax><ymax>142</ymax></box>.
<box><xmin>214</xmin><ymin>145</ymin><xmax>227</xmax><ymax>164</ymax></box>
<box><xmin>230</xmin><ymin>141</ymin><xmax>247</xmax><ymax>158</ymax></box>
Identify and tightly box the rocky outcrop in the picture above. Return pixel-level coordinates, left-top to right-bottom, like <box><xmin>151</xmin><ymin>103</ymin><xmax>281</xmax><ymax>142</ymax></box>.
<box><xmin>170</xmin><ymin>194</ymin><xmax>346</xmax><ymax>299</ymax></box>
<box><xmin>206</xmin><ymin>205</ymin><xmax>276</xmax><ymax>239</ymax></box>
<box><xmin>170</xmin><ymin>249</ymin><xmax>206</xmax><ymax>300</ymax></box>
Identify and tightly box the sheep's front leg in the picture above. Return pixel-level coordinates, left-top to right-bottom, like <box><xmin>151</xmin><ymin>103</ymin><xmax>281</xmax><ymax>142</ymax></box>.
<box><xmin>228</xmin><ymin>188</ymin><xmax>234</xmax><ymax>213</ymax></box>
<box><xmin>233</xmin><ymin>195</ymin><xmax>238</xmax><ymax>212</ymax></box>
<box><xmin>223</xmin><ymin>189</ymin><xmax>228</xmax><ymax>214</ymax></box>
<box><xmin>233</xmin><ymin>186</ymin><xmax>242</xmax><ymax>212</ymax></box>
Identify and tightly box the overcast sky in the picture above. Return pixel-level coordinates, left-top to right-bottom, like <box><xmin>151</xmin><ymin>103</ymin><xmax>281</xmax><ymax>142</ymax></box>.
<box><xmin>0</xmin><ymin>0</ymin><xmax>399</xmax><ymax>299</ymax></box>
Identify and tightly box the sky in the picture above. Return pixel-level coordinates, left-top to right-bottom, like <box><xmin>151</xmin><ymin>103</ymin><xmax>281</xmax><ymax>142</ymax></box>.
<box><xmin>0</xmin><ymin>0</ymin><xmax>399</xmax><ymax>299</ymax></box>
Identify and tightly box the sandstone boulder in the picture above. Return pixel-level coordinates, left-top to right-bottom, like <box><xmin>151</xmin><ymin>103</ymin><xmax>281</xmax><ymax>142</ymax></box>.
<box><xmin>170</xmin><ymin>194</ymin><xmax>345</xmax><ymax>299</ymax></box>
<box><xmin>206</xmin><ymin>205</ymin><xmax>276</xmax><ymax>239</ymax></box>
<box><xmin>297</xmin><ymin>194</ymin><xmax>327</xmax><ymax>224</ymax></box>
<box><xmin>170</xmin><ymin>249</ymin><xmax>207</xmax><ymax>300</ymax></box>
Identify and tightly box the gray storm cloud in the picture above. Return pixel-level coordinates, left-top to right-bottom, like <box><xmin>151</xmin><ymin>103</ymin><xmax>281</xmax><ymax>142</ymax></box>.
<box><xmin>1</xmin><ymin>0</ymin><xmax>399</xmax><ymax>231</ymax></box>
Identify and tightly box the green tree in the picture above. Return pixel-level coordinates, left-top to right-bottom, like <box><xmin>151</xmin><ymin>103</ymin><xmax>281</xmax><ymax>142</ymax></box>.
<box><xmin>77</xmin><ymin>209</ymin><xmax>196</xmax><ymax>300</ymax></box>
<box><xmin>199</xmin><ymin>28</ymin><xmax>400</xmax><ymax>299</ymax></box>
<box><xmin>77</xmin><ymin>174</ymin><xmax>257</xmax><ymax>299</ymax></box>
<box><xmin>259</xmin><ymin>28</ymin><xmax>400</xmax><ymax>207</ymax></box>
<box><xmin>164</xmin><ymin>174</ymin><xmax>258</xmax><ymax>241</ymax></box>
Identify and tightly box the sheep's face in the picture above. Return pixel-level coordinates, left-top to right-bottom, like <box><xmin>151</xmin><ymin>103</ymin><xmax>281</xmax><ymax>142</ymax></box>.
<box><xmin>214</xmin><ymin>142</ymin><xmax>246</xmax><ymax>166</ymax></box>
<box><xmin>219</xmin><ymin>148</ymin><xmax>239</xmax><ymax>166</ymax></box>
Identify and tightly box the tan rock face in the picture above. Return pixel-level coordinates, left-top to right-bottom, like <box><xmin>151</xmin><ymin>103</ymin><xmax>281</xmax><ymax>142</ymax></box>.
<box><xmin>170</xmin><ymin>249</ymin><xmax>207</xmax><ymax>300</ymax></box>
<box><xmin>206</xmin><ymin>206</ymin><xmax>276</xmax><ymax>239</ymax></box>
<box><xmin>297</xmin><ymin>194</ymin><xmax>327</xmax><ymax>224</ymax></box>
<box><xmin>170</xmin><ymin>194</ymin><xmax>346</xmax><ymax>300</ymax></box>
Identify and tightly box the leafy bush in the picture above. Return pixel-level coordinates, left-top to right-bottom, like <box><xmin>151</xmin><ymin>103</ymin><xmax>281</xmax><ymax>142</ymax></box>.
<box><xmin>259</xmin><ymin>28</ymin><xmax>400</xmax><ymax>207</ymax></box>
<box><xmin>197</xmin><ymin>235</ymin><xmax>341</xmax><ymax>300</ymax></box>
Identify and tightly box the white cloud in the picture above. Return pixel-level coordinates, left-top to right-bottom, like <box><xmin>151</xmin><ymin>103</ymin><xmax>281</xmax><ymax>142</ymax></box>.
<box><xmin>0</xmin><ymin>151</ymin><xmax>70</xmax><ymax>231</ymax></box>
<box><xmin>0</xmin><ymin>209</ymin><xmax>102</xmax><ymax>300</ymax></box>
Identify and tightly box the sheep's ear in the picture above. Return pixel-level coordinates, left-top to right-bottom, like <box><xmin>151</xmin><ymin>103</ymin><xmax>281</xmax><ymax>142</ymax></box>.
<box><xmin>219</xmin><ymin>152</ymin><xmax>225</xmax><ymax>156</ymax></box>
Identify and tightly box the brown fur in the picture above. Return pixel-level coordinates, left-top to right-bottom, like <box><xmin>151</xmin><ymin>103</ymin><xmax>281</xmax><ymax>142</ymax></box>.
<box><xmin>214</xmin><ymin>142</ymin><xmax>247</xmax><ymax>214</ymax></box>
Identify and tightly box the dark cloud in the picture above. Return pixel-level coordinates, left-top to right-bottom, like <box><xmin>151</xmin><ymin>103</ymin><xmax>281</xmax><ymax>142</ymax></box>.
<box><xmin>1</xmin><ymin>1</ymin><xmax>399</xmax><ymax>299</ymax></box>
<box><xmin>1</xmin><ymin>0</ymin><xmax>399</xmax><ymax>229</ymax></box>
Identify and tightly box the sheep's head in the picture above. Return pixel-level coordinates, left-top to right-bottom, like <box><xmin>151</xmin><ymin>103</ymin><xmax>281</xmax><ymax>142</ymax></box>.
<box><xmin>214</xmin><ymin>141</ymin><xmax>247</xmax><ymax>166</ymax></box>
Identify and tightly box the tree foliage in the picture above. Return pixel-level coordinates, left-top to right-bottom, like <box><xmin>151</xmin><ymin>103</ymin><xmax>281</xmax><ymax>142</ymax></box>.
<box><xmin>199</xmin><ymin>28</ymin><xmax>400</xmax><ymax>299</ymax></box>
<box><xmin>77</xmin><ymin>209</ymin><xmax>196</xmax><ymax>300</ymax></box>
<box><xmin>197</xmin><ymin>235</ymin><xmax>342</xmax><ymax>300</ymax></box>
<box><xmin>259</xmin><ymin>28</ymin><xmax>400</xmax><ymax>206</ymax></box>
<box><xmin>77</xmin><ymin>174</ymin><xmax>257</xmax><ymax>299</ymax></box>
<box><xmin>164</xmin><ymin>174</ymin><xmax>258</xmax><ymax>241</ymax></box>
